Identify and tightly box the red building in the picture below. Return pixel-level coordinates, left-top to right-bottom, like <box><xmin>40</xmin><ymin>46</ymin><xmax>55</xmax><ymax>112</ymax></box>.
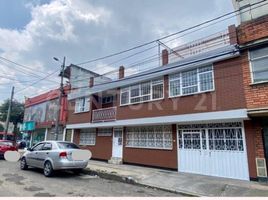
<box><xmin>23</xmin><ymin>86</ymin><xmax>69</xmax><ymax>146</ymax></box>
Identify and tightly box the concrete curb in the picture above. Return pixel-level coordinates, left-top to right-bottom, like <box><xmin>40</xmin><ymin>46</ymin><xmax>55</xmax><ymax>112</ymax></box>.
<box><xmin>83</xmin><ymin>168</ymin><xmax>199</xmax><ymax>197</ymax></box>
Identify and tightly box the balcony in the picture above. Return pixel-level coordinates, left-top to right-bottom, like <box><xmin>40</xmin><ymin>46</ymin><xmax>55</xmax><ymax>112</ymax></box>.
<box><xmin>92</xmin><ymin>107</ymin><xmax>117</xmax><ymax>123</ymax></box>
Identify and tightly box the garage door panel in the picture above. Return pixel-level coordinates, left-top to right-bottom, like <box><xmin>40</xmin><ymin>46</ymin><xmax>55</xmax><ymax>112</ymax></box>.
<box><xmin>178</xmin><ymin>122</ymin><xmax>249</xmax><ymax>180</ymax></box>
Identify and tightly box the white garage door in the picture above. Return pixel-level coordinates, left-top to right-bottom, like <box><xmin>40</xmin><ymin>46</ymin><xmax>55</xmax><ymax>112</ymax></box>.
<box><xmin>178</xmin><ymin>122</ymin><xmax>249</xmax><ymax>180</ymax></box>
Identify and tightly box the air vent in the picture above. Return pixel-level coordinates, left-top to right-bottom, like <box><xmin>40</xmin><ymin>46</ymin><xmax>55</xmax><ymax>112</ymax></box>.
<box><xmin>256</xmin><ymin>158</ymin><xmax>267</xmax><ymax>177</ymax></box>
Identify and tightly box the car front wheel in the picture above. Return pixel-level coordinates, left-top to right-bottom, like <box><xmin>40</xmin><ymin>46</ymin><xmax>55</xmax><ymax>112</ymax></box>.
<box><xmin>20</xmin><ymin>157</ymin><xmax>28</xmax><ymax>170</ymax></box>
<box><xmin>44</xmin><ymin>161</ymin><xmax>53</xmax><ymax>177</ymax></box>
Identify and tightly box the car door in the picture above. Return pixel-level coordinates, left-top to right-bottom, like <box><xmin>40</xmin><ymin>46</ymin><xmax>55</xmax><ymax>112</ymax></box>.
<box><xmin>28</xmin><ymin>143</ymin><xmax>44</xmax><ymax>167</ymax></box>
<box><xmin>37</xmin><ymin>142</ymin><xmax>53</xmax><ymax>168</ymax></box>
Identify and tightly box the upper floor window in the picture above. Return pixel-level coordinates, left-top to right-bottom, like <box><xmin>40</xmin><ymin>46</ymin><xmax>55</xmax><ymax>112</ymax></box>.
<box><xmin>120</xmin><ymin>78</ymin><xmax>164</xmax><ymax>106</ymax></box>
<box><xmin>75</xmin><ymin>97</ymin><xmax>90</xmax><ymax>113</ymax></box>
<box><xmin>102</xmin><ymin>96</ymin><xmax>114</xmax><ymax>105</ymax></box>
<box><xmin>169</xmin><ymin>65</ymin><xmax>214</xmax><ymax>97</ymax></box>
<box><xmin>250</xmin><ymin>46</ymin><xmax>268</xmax><ymax>84</ymax></box>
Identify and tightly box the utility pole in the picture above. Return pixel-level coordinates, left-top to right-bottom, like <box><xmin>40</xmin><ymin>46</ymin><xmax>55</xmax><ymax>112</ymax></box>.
<box><xmin>54</xmin><ymin>56</ymin><xmax>65</xmax><ymax>141</ymax></box>
<box><xmin>3</xmin><ymin>86</ymin><xmax>14</xmax><ymax>140</ymax></box>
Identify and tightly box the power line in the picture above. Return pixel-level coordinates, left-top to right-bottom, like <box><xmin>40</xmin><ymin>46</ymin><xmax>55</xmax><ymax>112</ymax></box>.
<box><xmin>76</xmin><ymin>0</ymin><xmax>267</xmax><ymax>66</ymax></box>
<box><xmin>15</xmin><ymin>0</ymin><xmax>268</xmax><ymax>97</ymax></box>
<box><xmin>14</xmin><ymin>69</ymin><xmax>60</xmax><ymax>95</ymax></box>
<box><xmin>72</xmin><ymin>0</ymin><xmax>267</xmax><ymax>82</ymax></box>
<box><xmin>0</xmin><ymin>56</ymin><xmax>59</xmax><ymax>84</ymax></box>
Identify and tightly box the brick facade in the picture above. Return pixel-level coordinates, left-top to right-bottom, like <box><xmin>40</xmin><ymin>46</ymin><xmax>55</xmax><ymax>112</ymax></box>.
<box><xmin>241</xmin><ymin>50</ymin><xmax>268</xmax><ymax>109</ymax></box>
<box><xmin>237</xmin><ymin>15</ymin><xmax>268</xmax><ymax>45</ymax></box>
<box><xmin>244</xmin><ymin>120</ymin><xmax>265</xmax><ymax>178</ymax></box>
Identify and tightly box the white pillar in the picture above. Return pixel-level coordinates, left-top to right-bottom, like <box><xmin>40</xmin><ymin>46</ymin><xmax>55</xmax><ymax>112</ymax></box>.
<box><xmin>63</xmin><ymin>128</ymin><xmax>66</xmax><ymax>141</ymax></box>
<box><xmin>44</xmin><ymin>128</ymin><xmax>48</xmax><ymax>141</ymax></box>
<box><xmin>71</xmin><ymin>129</ymin><xmax>74</xmax><ymax>143</ymax></box>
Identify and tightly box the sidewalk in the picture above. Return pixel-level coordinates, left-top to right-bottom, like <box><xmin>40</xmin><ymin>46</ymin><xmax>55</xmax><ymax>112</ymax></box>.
<box><xmin>86</xmin><ymin>160</ymin><xmax>268</xmax><ymax>197</ymax></box>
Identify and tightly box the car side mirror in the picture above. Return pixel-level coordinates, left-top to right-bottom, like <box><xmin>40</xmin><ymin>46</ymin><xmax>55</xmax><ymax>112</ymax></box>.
<box><xmin>27</xmin><ymin>147</ymin><xmax>33</xmax><ymax>151</ymax></box>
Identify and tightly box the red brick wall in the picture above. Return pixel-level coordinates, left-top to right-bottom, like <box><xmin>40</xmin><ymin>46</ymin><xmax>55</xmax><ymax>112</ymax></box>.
<box><xmin>123</xmin><ymin>124</ymin><xmax>178</xmax><ymax>169</ymax></box>
<box><xmin>73</xmin><ymin>129</ymin><xmax>112</xmax><ymax>160</ymax></box>
<box><xmin>67</xmin><ymin>100</ymin><xmax>91</xmax><ymax>124</ymax></box>
<box><xmin>116</xmin><ymin>56</ymin><xmax>246</xmax><ymax>120</ymax></box>
<box><xmin>237</xmin><ymin>14</ymin><xmax>268</xmax><ymax>45</ymax></box>
<box><xmin>244</xmin><ymin>120</ymin><xmax>265</xmax><ymax>179</ymax></box>
<box><xmin>241</xmin><ymin>51</ymin><xmax>268</xmax><ymax>109</ymax></box>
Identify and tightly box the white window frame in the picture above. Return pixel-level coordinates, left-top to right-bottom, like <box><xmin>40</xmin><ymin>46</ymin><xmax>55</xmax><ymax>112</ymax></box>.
<box><xmin>79</xmin><ymin>129</ymin><xmax>96</xmax><ymax>146</ymax></box>
<box><xmin>75</xmin><ymin>97</ymin><xmax>90</xmax><ymax>113</ymax></box>
<box><xmin>249</xmin><ymin>47</ymin><xmax>268</xmax><ymax>84</ymax></box>
<box><xmin>120</xmin><ymin>78</ymin><xmax>164</xmax><ymax>106</ymax></box>
<box><xmin>169</xmin><ymin>65</ymin><xmax>214</xmax><ymax>98</ymax></box>
<box><xmin>125</xmin><ymin>125</ymin><xmax>173</xmax><ymax>150</ymax></box>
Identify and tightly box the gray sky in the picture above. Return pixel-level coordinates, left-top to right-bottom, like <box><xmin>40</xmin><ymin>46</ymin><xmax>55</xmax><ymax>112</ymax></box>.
<box><xmin>0</xmin><ymin>0</ymin><xmax>236</xmax><ymax>103</ymax></box>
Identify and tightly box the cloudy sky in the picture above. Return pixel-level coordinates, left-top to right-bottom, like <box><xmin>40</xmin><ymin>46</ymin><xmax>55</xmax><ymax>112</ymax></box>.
<box><xmin>0</xmin><ymin>0</ymin><xmax>237</xmax><ymax>103</ymax></box>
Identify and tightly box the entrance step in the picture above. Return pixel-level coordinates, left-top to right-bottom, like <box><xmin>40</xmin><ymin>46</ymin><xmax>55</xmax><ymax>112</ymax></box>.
<box><xmin>108</xmin><ymin>157</ymin><xmax>123</xmax><ymax>165</ymax></box>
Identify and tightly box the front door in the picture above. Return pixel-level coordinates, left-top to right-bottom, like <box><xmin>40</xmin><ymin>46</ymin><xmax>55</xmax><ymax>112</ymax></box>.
<box><xmin>112</xmin><ymin>128</ymin><xmax>123</xmax><ymax>158</ymax></box>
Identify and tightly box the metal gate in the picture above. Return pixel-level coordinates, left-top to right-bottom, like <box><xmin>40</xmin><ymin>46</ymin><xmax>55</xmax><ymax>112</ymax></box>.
<box><xmin>178</xmin><ymin>122</ymin><xmax>249</xmax><ymax>180</ymax></box>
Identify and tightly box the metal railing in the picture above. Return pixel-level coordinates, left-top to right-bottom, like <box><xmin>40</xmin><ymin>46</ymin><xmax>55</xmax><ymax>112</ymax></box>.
<box><xmin>92</xmin><ymin>107</ymin><xmax>117</xmax><ymax>123</ymax></box>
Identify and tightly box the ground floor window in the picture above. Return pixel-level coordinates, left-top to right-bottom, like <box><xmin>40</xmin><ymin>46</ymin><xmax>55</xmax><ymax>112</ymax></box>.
<box><xmin>126</xmin><ymin>125</ymin><xmax>173</xmax><ymax>149</ymax></box>
<box><xmin>46</xmin><ymin>127</ymin><xmax>63</xmax><ymax>141</ymax></box>
<box><xmin>98</xmin><ymin>128</ymin><xmax>113</xmax><ymax>136</ymax></box>
<box><xmin>79</xmin><ymin>128</ymin><xmax>96</xmax><ymax>145</ymax></box>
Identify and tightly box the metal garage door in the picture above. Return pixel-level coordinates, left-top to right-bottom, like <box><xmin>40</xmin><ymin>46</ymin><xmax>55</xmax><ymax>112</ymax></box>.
<box><xmin>178</xmin><ymin>122</ymin><xmax>249</xmax><ymax>180</ymax></box>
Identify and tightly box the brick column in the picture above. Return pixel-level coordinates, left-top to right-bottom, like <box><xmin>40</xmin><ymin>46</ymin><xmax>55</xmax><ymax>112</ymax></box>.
<box><xmin>89</xmin><ymin>77</ymin><xmax>94</xmax><ymax>88</ymax></box>
<box><xmin>119</xmin><ymin>66</ymin><xmax>125</xmax><ymax>79</ymax></box>
<box><xmin>228</xmin><ymin>24</ymin><xmax>238</xmax><ymax>45</ymax></box>
<box><xmin>162</xmin><ymin>49</ymin><xmax>169</xmax><ymax>66</ymax></box>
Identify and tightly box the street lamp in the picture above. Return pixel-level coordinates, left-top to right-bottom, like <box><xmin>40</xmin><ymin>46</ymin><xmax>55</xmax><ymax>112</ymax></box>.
<box><xmin>53</xmin><ymin>56</ymin><xmax>66</xmax><ymax>141</ymax></box>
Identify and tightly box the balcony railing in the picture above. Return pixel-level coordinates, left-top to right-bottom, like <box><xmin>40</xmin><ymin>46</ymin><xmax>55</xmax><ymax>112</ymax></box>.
<box><xmin>92</xmin><ymin>107</ymin><xmax>117</xmax><ymax>123</ymax></box>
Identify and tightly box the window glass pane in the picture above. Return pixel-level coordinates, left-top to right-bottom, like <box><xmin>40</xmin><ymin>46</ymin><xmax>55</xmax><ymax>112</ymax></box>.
<box><xmin>182</xmin><ymin>69</ymin><xmax>197</xmax><ymax>87</ymax></box>
<box><xmin>199</xmin><ymin>72</ymin><xmax>213</xmax><ymax>91</ymax></box>
<box><xmin>169</xmin><ymin>79</ymin><xmax>180</xmax><ymax>96</ymax></box>
<box><xmin>169</xmin><ymin>73</ymin><xmax>180</xmax><ymax>80</ymax></box>
<box><xmin>79</xmin><ymin>129</ymin><xmax>96</xmax><ymax>145</ymax></box>
<box><xmin>251</xmin><ymin>46</ymin><xmax>268</xmax><ymax>59</ymax></box>
<box><xmin>130</xmin><ymin>85</ymin><xmax>140</xmax><ymax>97</ymax></box>
<box><xmin>121</xmin><ymin>91</ymin><xmax>129</xmax><ymax>105</ymax></box>
<box><xmin>251</xmin><ymin>47</ymin><xmax>268</xmax><ymax>83</ymax></box>
<box><xmin>152</xmin><ymin>78</ymin><xmax>163</xmax><ymax>85</ymax></box>
<box><xmin>125</xmin><ymin>126</ymin><xmax>172</xmax><ymax>149</ymax></box>
<box><xmin>130</xmin><ymin>97</ymin><xmax>141</xmax><ymax>103</ymax></box>
<box><xmin>141</xmin><ymin>82</ymin><xmax>151</xmax><ymax>95</ymax></box>
<box><xmin>152</xmin><ymin>84</ymin><xmax>163</xmax><ymax>99</ymax></box>
<box><xmin>199</xmin><ymin>65</ymin><xmax>212</xmax><ymax>73</ymax></box>
<box><xmin>252</xmin><ymin>58</ymin><xmax>268</xmax><ymax>73</ymax></box>
<box><xmin>182</xmin><ymin>86</ymin><xmax>198</xmax><ymax>95</ymax></box>
<box><xmin>253</xmin><ymin>71</ymin><xmax>268</xmax><ymax>83</ymax></box>
<box><xmin>57</xmin><ymin>142</ymin><xmax>80</xmax><ymax>149</ymax></box>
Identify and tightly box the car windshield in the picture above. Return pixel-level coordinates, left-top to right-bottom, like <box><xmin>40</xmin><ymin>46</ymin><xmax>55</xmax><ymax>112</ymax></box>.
<box><xmin>0</xmin><ymin>141</ymin><xmax>13</xmax><ymax>146</ymax></box>
<box><xmin>57</xmin><ymin>142</ymin><xmax>80</xmax><ymax>149</ymax></box>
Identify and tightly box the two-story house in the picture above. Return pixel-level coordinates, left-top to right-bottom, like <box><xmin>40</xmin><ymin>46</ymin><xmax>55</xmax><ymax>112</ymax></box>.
<box><xmin>62</xmin><ymin>0</ymin><xmax>268</xmax><ymax>182</ymax></box>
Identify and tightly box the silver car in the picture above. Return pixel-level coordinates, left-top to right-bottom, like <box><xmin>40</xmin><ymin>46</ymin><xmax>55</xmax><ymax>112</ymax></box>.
<box><xmin>20</xmin><ymin>141</ymin><xmax>89</xmax><ymax>177</ymax></box>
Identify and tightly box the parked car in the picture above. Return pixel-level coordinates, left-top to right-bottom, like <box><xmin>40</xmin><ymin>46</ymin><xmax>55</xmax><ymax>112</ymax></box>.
<box><xmin>16</xmin><ymin>140</ymin><xmax>27</xmax><ymax>149</ymax></box>
<box><xmin>20</xmin><ymin>141</ymin><xmax>89</xmax><ymax>177</ymax></box>
<box><xmin>0</xmin><ymin>140</ymin><xmax>18</xmax><ymax>158</ymax></box>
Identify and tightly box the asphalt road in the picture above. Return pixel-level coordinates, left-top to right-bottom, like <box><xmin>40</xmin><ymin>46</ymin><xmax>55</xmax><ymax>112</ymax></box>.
<box><xmin>0</xmin><ymin>159</ymin><xmax>181</xmax><ymax>197</ymax></box>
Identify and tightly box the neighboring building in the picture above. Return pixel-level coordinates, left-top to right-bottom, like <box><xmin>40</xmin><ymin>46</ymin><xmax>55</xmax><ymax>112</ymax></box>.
<box><xmin>22</xmin><ymin>87</ymin><xmax>69</xmax><ymax>146</ymax></box>
<box><xmin>64</xmin><ymin>2</ymin><xmax>268</xmax><ymax>182</ymax></box>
